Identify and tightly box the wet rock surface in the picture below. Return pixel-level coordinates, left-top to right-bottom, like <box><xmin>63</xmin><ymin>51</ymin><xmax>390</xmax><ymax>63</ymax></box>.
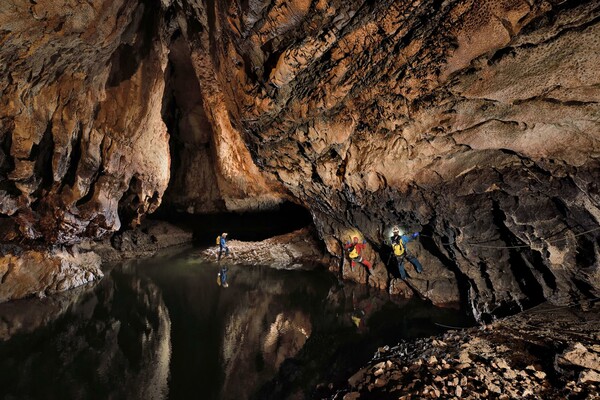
<box><xmin>200</xmin><ymin>227</ymin><xmax>330</xmax><ymax>269</ymax></box>
<box><xmin>0</xmin><ymin>220</ymin><xmax>191</xmax><ymax>302</ymax></box>
<box><xmin>324</xmin><ymin>302</ymin><xmax>600</xmax><ymax>399</ymax></box>
<box><xmin>0</xmin><ymin>246</ymin><xmax>103</xmax><ymax>303</ymax></box>
<box><xmin>89</xmin><ymin>219</ymin><xmax>193</xmax><ymax>263</ymax></box>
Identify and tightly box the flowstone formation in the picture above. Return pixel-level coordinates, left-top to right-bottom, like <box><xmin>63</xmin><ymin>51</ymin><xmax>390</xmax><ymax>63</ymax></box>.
<box><xmin>1</xmin><ymin>0</ymin><xmax>599</xmax><ymax>315</ymax></box>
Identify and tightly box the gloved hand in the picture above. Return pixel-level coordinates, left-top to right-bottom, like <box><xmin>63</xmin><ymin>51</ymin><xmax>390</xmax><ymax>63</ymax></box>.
<box><xmin>412</xmin><ymin>232</ymin><xmax>420</xmax><ymax>238</ymax></box>
<box><xmin>362</xmin><ymin>240</ymin><xmax>367</xmax><ymax>244</ymax></box>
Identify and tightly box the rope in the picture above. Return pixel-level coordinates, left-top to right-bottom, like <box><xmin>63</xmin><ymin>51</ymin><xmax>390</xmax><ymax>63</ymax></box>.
<box><xmin>434</xmin><ymin>322</ymin><xmax>472</xmax><ymax>330</ymax></box>
<box><xmin>423</xmin><ymin>225</ymin><xmax>600</xmax><ymax>250</ymax></box>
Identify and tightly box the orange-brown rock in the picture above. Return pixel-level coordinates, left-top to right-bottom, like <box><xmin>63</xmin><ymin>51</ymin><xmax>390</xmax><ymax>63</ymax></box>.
<box><xmin>201</xmin><ymin>228</ymin><xmax>329</xmax><ymax>269</ymax></box>
<box><xmin>0</xmin><ymin>246</ymin><xmax>103</xmax><ymax>302</ymax></box>
<box><xmin>202</xmin><ymin>0</ymin><xmax>600</xmax><ymax>316</ymax></box>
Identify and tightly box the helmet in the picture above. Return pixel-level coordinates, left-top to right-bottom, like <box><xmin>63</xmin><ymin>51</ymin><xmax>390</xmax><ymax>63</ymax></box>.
<box><xmin>222</xmin><ymin>233</ymin><xmax>228</xmax><ymax>237</ymax></box>
<box><xmin>392</xmin><ymin>226</ymin><xmax>400</xmax><ymax>233</ymax></box>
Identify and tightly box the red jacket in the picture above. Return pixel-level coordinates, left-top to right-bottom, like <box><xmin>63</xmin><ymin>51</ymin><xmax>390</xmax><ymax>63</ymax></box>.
<box><xmin>344</xmin><ymin>239</ymin><xmax>366</xmax><ymax>256</ymax></box>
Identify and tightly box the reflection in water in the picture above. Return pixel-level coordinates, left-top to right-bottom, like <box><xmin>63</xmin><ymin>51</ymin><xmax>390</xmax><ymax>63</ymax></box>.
<box><xmin>262</xmin><ymin>312</ymin><xmax>311</xmax><ymax>369</ymax></box>
<box><xmin>0</xmin><ymin>249</ymin><xmax>473</xmax><ymax>400</ymax></box>
<box><xmin>0</xmin><ymin>265</ymin><xmax>171</xmax><ymax>400</ymax></box>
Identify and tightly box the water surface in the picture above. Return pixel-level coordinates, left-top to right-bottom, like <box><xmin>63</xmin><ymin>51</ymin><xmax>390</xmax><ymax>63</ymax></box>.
<box><xmin>0</xmin><ymin>248</ymin><xmax>473</xmax><ymax>399</ymax></box>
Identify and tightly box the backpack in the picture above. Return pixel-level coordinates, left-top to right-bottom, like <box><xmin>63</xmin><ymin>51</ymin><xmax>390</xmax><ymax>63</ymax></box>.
<box><xmin>348</xmin><ymin>245</ymin><xmax>359</xmax><ymax>259</ymax></box>
<box><xmin>392</xmin><ymin>241</ymin><xmax>405</xmax><ymax>256</ymax></box>
<box><xmin>216</xmin><ymin>236</ymin><xmax>221</xmax><ymax>245</ymax></box>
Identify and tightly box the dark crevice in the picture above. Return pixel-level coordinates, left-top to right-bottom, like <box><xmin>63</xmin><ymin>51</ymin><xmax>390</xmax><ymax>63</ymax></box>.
<box><xmin>478</xmin><ymin>261</ymin><xmax>496</xmax><ymax>304</ymax></box>
<box><xmin>575</xmin><ymin>235</ymin><xmax>596</xmax><ymax>269</ymax></box>
<box><xmin>263</xmin><ymin>42</ymin><xmax>286</xmax><ymax>82</ymax></box>
<box><xmin>153</xmin><ymin>201</ymin><xmax>314</xmax><ymax>245</ymax></box>
<box><xmin>62</xmin><ymin>126</ymin><xmax>83</xmax><ymax>190</ymax></box>
<box><xmin>31</xmin><ymin>122</ymin><xmax>55</xmax><ymax>200</ymax></box>
<box><xmin>488</xmin><ymin>46</ymin><xmax>516</xmax><ymax>66</ymax></box>
<box><xmin>107</xmin><ymin>0</ymin><xmax>159</xmax><ymax>88</ymax></box>
<box><xmin>491</xmin><ymin>200</ymin><xmax>546</xmax><ymax>311</ymax></box>
<box><xmin>525</xmin><ymin>248</ymin><xmax>557</xmax><ymax>291</ymax></box>
<box><xmin>551</xmin><ymin>197</ymin><xmax>570</xmax><ymax>218</ymax></box>
<box><xmin>117</xmin><ymin>175</ymin><xmax>143</xmax><ymax>230</ymax></box>
<box><xmin>75</xmin><ymin>177</ymin><xmax>98</xmax><ymax>207</ymax></box>
<box><xmin>571</xmin><ymin>277</ymin><xmax>596</xmax><ymax>299</ymax></box>
<box><xmin>0</xmin><ymin>131</ymin><xmax>19</xmax><ymax>196</ymax></box>
<box><xmin>311</xmin><ymin>164</ymin><xmax>324</xmax><ymax>186</ymax></box>
<box><xmin>419</xmin><ymin>218</ymin><xmax>474</xmax><ymax>314</ymax></box>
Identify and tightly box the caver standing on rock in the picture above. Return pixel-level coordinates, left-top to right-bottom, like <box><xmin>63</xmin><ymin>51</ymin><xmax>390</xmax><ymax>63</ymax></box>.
<box><xmin>344</xmin><ymin>236</ymin><xmax>374</xmax><ymax>275</ymax></box>
<box><xmin>218</xmin><ymin>232</ymin><xmax>229</xmax><ymax>261</ymax></box>
<box><xmin>389</xmin><ymin>226</ymin><xmax>422</xmax><ymax>280</ymax></box>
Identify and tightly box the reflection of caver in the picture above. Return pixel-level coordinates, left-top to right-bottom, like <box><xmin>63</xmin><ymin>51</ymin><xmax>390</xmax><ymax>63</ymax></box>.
<box><xmin>344</xmin><ymin>237</ymin><xmax>374</xmax><ymax>275</ymax></box>
<box><xmin>218</xmin><ymin>266</ymin><xmax>229</xmax><ymax>288</ymax></box>
<box><xmin>390</xmin><ymin>226</ymin><xmax>422</xmax><ymax>280</ymax></box>
<box><xmin>351</xmin><ymin>309</ymin><xmax>364</xmax><ymax>328</ymax></box>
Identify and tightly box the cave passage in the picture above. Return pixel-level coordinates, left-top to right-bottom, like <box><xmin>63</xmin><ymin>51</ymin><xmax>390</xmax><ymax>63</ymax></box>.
<box><xmin>0</xmin><ymin>249</ymin><xmax>473</xmax><ymax>400</ymax></box>
<box><xmin>154</xmin><ymin>201</ymin><xmax>314</xmax><ymax>244</ymax></box>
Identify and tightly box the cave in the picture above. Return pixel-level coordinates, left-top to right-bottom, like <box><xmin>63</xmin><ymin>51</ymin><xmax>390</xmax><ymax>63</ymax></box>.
<box><xmin>0</xmin><ymin>0</ymin><xmax>599</xmax><ymax>398</ymax></box>
<box><xmin>157</xmin><ymin>31</ymin><xmax>314</xmax><ymax>243</ymax></box>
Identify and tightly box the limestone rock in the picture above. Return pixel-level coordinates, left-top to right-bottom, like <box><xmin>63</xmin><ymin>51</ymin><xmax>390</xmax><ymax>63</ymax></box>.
<box><xmin>579</xmin><ymin>370</ymin><xmax>600</xmax><ymax>384</ymax></box>
<box><xmin>0</xmin><ymin>247</ymin><xmax>103</xmax><ymax>302</ymax></box>
<box><xmin>200</xmin><ymin>227</ymin><xmax>329</xmax><ymax>270</ymax></box>
<box><xmin>557</xmin><ymin>343</ymin><xmax>600</xmax><ymax>372</ymax></box>
<box><xmin>187</xmin><ymin>0</ymin><xmax>600</xmax><ymax>314</ymax></box>
<box><xmin>327</xmin><ymin>303</ymin><xmax>600</xmax><ymax>399</ymax></box>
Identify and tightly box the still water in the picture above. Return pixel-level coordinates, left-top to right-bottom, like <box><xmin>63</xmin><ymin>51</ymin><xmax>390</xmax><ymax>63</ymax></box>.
<box><xmin>0</xmin><ymin>248</ymin><xmax>473</xmax><ymax>400</ymax></box>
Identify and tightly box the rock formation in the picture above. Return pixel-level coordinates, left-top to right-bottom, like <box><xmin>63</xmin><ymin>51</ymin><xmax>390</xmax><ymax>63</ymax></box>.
<box><xmin>0</xmin><ymin>246</ymin><xmax>102</xmax><ymax>303</ymax></box>
<box><xmin>1</xmin><ymin>0</ymin><xmax>599</xmax><ymax>315</ymax></box>
<box><xmin>200</xmin><ymin>227</ymin><xmax>329</xmax><ymax>269</ymax></box>
<box><xmin>324</xmin><ymin>302</ymin><xmax>600</xmax><ymax>399</ymax></box>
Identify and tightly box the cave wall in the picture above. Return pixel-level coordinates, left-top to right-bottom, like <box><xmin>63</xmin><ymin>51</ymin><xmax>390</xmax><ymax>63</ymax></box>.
<box><xmin>194</xmin><ymin>0</ymin><xmax>600</xmax><ymax>315</ymax></box>
<box><xmin>1</xmin><ymin>0</ymin><xmax>599</xmax><ymax>314</ymax></box>
<box><xmin>0</xmin><ymin>0</ymin><xmax>172</xmax><ymax>243</ymax></box>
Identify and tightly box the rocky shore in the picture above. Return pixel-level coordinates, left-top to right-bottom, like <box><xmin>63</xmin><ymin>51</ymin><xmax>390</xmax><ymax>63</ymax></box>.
<box><xmin>324</xmin><ymin>302</ymin><xmax>600</xmax><ymax>400</ymax></box>
<box><xmin>0</xmin><ymin>220</ymin><xmax>192</xmax><ymax>302</ymax></box>
<box><xmin>200</xmin><ymin>227</ymin><xmax>330</xmax><ymax>270</ymax></box>
<box><xmin>87</xmin><ymin>219</ymin><xmax>193</xmax><ymax>263</ymax></box>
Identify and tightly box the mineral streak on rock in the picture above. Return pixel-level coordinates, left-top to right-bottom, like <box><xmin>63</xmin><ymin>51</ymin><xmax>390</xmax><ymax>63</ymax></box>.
<box><xmin>1</xmin><ymin>0</ymin><xmax>600</xmax><ymax>312</ymax></box>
